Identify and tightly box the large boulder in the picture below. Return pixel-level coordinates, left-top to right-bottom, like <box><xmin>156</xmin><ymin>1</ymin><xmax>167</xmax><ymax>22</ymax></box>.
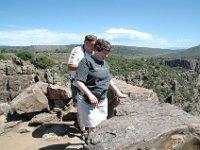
<box><xmin>87</xmin><ymin>79</ymin><xmax>200</xmax><ymax>150</ymax></box>
<box><xmin>88</xmin><ymin>99</ymin><xmax>200</xmax><ymax>150</ymax></box>
<box><xmin>107</xmin><ymin>78</ymin><xmax>158</xmax><ymax>118</ymax></box>
<box><xmin>47</xmin><ymin>84</ymin><xmax>71</xmax><ymax>109</ymax></box>
<box><xmin>10</xmin><ymin>82</ymin><xmax>49</xmax><ymax>115</ymax></box>
<box><xmin>10</xmin><ymin>81</ymin><xmax>72</xmax><ymax>117</ymax></box>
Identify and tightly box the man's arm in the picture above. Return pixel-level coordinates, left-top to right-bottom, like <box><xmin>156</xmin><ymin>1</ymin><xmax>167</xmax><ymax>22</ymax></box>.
<box><xmin>67</xmin><ymin>64</ymin><xmax>78</xmax><ymax>71</ymax></box>
<box><xmin>67</xmin><ymin>47</ymin><xmax>80</xmax><ymax>71</ymax></box>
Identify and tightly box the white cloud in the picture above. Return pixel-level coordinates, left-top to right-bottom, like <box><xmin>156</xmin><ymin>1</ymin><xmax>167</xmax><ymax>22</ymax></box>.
<box><xmin>0</xmin><ymin>28</ymin><xmax>192</xmax><ymax>49</ymax></box>
<box><xmin>0</xmin><ymin>29</ymin><xmax>84</xmax><ymax>46</ymax></box>
<box><xmin>99</xmin><ymin>28</ymin><xmax>172</xmax><ymax>48</ymax></box>
<box><xmin>176</xmin><ymin>39</ymin><xmax>191</xmax><ymax>43</ymax></box>
<box><xmin>105</xmin><ymin>28</ymin><xmax>152</xmax><ymax>40</ymax></box>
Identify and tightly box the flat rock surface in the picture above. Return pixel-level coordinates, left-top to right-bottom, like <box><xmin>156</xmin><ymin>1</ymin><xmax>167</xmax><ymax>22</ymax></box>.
<box><xmin>87</xmin><ymin>100</ymin><xmax>200</xmax><ymax>150</ymax></box>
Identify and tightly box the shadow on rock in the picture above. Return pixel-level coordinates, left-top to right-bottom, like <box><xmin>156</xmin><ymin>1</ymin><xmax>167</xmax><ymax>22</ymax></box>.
<box><xmin>62</xmin><ymin>112</ymin><xmax>77</xmax><ymax>121</ymax></box>
<box><xmin>39</xmin><ymin>143</ymin><xmax>83</xmax><ymax>150</ymax></box>
<box><xmin>32</xmin><ymin>123</ymin><xmax>79</xmax><ymax>138</ymax></box>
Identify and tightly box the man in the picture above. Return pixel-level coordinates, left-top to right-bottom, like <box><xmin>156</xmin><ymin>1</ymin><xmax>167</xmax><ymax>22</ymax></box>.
<box><xmin>68</xmin><ymin>34</ymin><xmax>97</xmax><ymax>104</ymax></box>
<box><xmin>67</xmin><ymin>34</ymin><xmax>97</xmax><ymax>135</ymax></box>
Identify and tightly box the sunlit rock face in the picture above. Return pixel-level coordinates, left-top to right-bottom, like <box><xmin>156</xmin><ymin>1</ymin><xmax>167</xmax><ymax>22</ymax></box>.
<box><xmin>87</xmin><ymin>79</ymin><xmax>200</xmax><ymax>150</ymax></box>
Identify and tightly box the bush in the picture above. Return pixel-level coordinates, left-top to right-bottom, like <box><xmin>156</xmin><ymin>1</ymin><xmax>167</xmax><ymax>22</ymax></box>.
<box><xmin>31</xmin><ymin>56</ymin><xmax>55</xmax><ymax>69</ymax></box>
<box><xmin>16</xmin><ymin>50</ymin><xmax>34</xmax><ymax>61</ymax></box>
<box><xmin>0</xmin><ymin>53</ymin><xmax>6</xmax><ymax>60</ymax></box>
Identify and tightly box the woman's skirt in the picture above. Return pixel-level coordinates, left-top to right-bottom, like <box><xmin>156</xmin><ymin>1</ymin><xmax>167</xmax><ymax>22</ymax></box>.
<box><xmin>77</xmin><ymin>97</ymin><xmax>108</xmax><ymax>127</ymax></box>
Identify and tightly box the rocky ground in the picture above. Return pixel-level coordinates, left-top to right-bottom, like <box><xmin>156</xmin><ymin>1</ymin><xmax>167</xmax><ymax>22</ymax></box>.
<box><xmin>0</xmin><ymin>109</ymin><xmax>84</xmax><ymax>150</ymax></box>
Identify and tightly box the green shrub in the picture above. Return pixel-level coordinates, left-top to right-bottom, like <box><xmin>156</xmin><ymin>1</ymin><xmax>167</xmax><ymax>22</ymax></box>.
<box><xmin>0</xmin><ymin>53</ymin><xmax>6</xmax><ymax>60</ymax></box>
<box><xmin>31</xmin><ymin>56</ymin><xmax>55</xmax><ymax>69</ymax></box>
<box><xmin>16</xmin><ymin>50</ymin><xmax>34</xmax><ymax>61</ymax></box>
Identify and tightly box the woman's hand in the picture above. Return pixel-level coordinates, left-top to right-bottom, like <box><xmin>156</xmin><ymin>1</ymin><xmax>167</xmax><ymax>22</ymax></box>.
<box><xmin>114</xmin><ymin>90</ymin><xmax>128</xmax><ymax>102</ymax></box>
<box><xmin>88</xmin><ymin>94</ymin><xmax>98</xmax><ymax>106</ymax></box>
<box><xmin>117</xmin><ymin>92</ymin><xmax>127</xmax><ymax>98</ymax></box>
<box><xmin>109</xmin><ymin>80</ymin><xmax>127</xmax><ymax>99</ymax></box>
<box><xmin>76</xmin><ymin>80</ymin><xmax>99</xmax><ymax>106</ymax></box>
<box><xmin>116</xmin><ymin>89</ymin><xmax>127</xmax><ymax>98</ymax></box>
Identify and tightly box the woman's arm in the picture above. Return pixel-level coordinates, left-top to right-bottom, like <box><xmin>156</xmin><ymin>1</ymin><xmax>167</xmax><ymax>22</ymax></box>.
<box><xmin>76</xmin><ymin>80</ymin><xmax>98</xmax><ymax>106</ymax></box>
<box><xmin>109</xmin><ymin>80</ymin><xmax>127</xmax><ymax>98</ymax></box>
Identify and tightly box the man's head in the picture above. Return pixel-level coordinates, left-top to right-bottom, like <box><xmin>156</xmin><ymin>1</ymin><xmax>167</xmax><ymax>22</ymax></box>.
<box><xmin>84</xmin><ymin>34</ymin><xmax>97</xmax><ymax>53</ymax></box>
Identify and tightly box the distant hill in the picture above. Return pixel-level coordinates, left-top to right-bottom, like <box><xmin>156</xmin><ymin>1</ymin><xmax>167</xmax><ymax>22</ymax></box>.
<box><xmin>163</xmin><ymin>45</ymin><xmax>200</xmax><ymax>59</ymax></box>
<box><xmin>0</xmin><ymin>45</ymin><xmax>176</xmax><ymax>57</ymax></box>
<box><xmin>0</xmin><ymin>45</ymin><xmax>80</xmax><ymax>52</ymax></box>
<box><xmin>111</xmin><ymin>45</ymin><xmax>176</xmax><ymax>57</ymax></box>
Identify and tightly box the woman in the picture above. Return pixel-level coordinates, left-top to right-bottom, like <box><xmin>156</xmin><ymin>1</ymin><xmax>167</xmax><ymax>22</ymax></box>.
<box><xmin>74</xmin><ymin>39</ymin><xmax>127</xmax><ymax>139</ymax></box>
<box><xmin>67</xmin><ymin>34</ymin><xmax>97</xmax><ymax>131</ymax></box>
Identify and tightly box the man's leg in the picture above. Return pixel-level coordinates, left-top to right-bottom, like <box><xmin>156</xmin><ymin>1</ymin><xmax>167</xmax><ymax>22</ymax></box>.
<box><xmin>71</xmin><ymin>84</ymin><xmax>85</xmax><ymax>132</ymax></box>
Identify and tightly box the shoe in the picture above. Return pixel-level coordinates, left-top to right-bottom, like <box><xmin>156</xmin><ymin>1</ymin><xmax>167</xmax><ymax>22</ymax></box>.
<box><xmin>73</xmin><ymin>121</ymin><xmax>80</xmax><ymax>131</ymax></box>
<box><xmin>83</xmin><ymin>143</ymin><xmax>89</xmax><ymax>150</ymax></box>
<box><xmin>81</xmin><ymin>130</ymin><xmax>89</xmax><ymax>142</ymax></box>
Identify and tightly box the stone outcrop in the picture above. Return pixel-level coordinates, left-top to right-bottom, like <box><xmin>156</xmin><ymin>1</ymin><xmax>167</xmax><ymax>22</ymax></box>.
<box><xmin>107</xmin><ymin>78</ymin><xmax>158</xmax><ymax>118</ymax></box>
<box><xmin>88</xmin><ymin>101</ymin><xmax>200</xmax><ymax>149</ymax></box>
<box><xmin>87</xmin><ymin>81</ymin><xmax>200</xmax><ymax>150</ymax></box>
<box><xmin>0</xmin><ymin>57</ymin><xmax>35</xmax><ymax>103</ymax></box>
<box><xmin>10</xmin><ymin>82</ymin><xmax>72</xmax><ymax>116</ymax></box>
<box><xmin>0</xmin><ymin>81</ymin><xmax>72</xmax><ymax>134</ymax></box>
<box><xmin>164</xmin><ymin>59</ymin><xmax>199</xmax><ymax>72</ymax></box>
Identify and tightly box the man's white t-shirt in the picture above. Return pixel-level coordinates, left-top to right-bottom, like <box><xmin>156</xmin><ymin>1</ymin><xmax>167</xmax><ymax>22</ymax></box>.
<box><xmin>68</xmin><ymin>46</ymin><xmax>91</xmax><ymax>80</ymax></box>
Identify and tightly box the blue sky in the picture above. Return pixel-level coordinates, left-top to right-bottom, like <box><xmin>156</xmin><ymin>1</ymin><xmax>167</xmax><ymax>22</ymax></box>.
<box><xmin>0</xmin><ymin>0</ymin><xmax>199</xmax><ymax>49</ymax></box>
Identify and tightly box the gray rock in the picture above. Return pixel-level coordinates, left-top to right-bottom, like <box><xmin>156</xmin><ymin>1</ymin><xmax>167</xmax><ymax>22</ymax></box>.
<box><xmin>0</xmin><ymin>103</ymin><xmax>12</xmax><ymax>116</ymax></box>
<box><xmin>29</xmin><ymin>112</ymin><xmax>57</xmax><ymax>125</ymax></box>
<box><xmin>0</xmin><ymin>58</ymin><xmax>35</xmax><ymax>103</ymax></box>
<box><xmin>11</xmin><ymin>82</ymin><xmax>49</xmax><ymax>115</ymax></box>
<box><xmin>87</xmin><ymin>99</ymin><xmax>200</xmax><ymax>150</ymax></box>
<box><xmin>0</xmin><ymin>120</ymin><xmax>22</xmax><ymax>135</ymax></box>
